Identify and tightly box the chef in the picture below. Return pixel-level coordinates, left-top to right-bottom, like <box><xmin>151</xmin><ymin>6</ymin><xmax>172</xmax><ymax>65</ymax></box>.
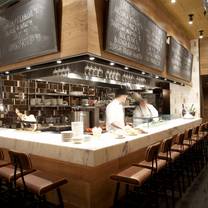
<box><xmin>15</xmin><ymin>108</ymin><xmax>37</xmax><ymax>131</ymax></box>
<box><xmin>106</xmin><ymin>88</ymin><xmax>128</xmax><ymax>131</ymax></box>
<box><xmin>132</xmin><ymin>92</ymin><xmax>158</xmax><ymax>126</ymax></box>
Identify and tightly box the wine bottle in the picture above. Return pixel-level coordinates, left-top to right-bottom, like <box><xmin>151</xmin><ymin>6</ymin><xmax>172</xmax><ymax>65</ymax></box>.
<box><xmin>182</xmin><ymin>104</ymin><xmax>186</xmax><ymax>117</ymax></box>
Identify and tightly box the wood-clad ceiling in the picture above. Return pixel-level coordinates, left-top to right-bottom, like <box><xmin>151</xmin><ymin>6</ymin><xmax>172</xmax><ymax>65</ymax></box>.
<box><xmin>155</xmin><ymin>0</ymin><xmax>207</xmax><ymax>40</ymax></box>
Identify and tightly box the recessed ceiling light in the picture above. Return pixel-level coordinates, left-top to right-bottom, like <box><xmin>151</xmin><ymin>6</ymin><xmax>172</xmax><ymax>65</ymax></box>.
<box><xmin>56</xmin><ymin>60</ymin><xmax>62</xmax><ymax>64</ymax></box>
<box><xmin>188</xmin><ymin>14</ymin><xmax>194</xmax><ymax>25</ymax></box>
<box><xmin>26</xmin><ymin>66</ymin><xmax>31</xmax><ymax>70</ymax></box>
<box><xmin>174</xmin><ymin>81</ymin><xmax>177</xmax><ymax>84</ymax></box>
<box><xmin>142</xmin><ymin>71</ymin><xmax>146</xmax><ymax>75</ymax></box>
<box><xmin>171</xmin><ymin>0</ymin><xmax>176</xmax><ymax>3</ymax></box>
<box><xmin>199</xmin><ymin>30</ymin><xmax>204</xmax><ymax>39</ymax></box>
<box><xmin>5</xmin><ymin>71</ymin><xmax>9</xmax><ymax>74</ymax></box>
<box><xmin>89</xmin><ymin>57</ymin><xmax>95</xmax><ymax>61</ymax></box>
<box><xmin>164</xmin><ymin>78</ymin><xmax>167</xmax><ymax>81</ymax></box>
<box><xmin>155</xmin><ymin>75</ymin><xmax>159</xmax><ymax>79</ymax></box>
<box><xmin>110</xmin><ymin>62</ymin><xmax>115</xmax><ymax>66</ymax></box>
<box><xmin>124</xmin><ymin>66</ymin><xmax>129</xmax><ymax>70</ymax></box>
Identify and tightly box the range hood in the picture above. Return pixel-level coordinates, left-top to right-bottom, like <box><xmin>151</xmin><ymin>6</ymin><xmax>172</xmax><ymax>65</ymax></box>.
<box><xmin>25</xmin><ymin>60</ymin><xmax>154</xmax><ymax>90</ymax></box>
<box><xmin>0</xmin><ymin>0</ymin><xmax>18</xmax><ymax>9</ymax></box>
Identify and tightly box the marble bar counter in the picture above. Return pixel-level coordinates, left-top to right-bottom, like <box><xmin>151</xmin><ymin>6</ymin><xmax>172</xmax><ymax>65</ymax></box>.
<box><xmin>0</xmin><ymin>118</ymin><xmax>202</xmax><ymax>208</ymax></box>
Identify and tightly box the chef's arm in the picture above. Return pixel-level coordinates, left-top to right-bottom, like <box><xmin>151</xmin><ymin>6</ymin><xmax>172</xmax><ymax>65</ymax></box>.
<box><xmin>111</xmin><ymin>121</ymin><xmax>124</xmax><ymax>129</ymax></box>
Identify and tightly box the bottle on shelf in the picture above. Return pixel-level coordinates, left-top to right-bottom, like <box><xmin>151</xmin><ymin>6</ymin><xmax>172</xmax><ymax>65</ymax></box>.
<box><xmin>182</xmin><ymin>104</ymin><xmax>186</xmax><ymax>117</ymax></box>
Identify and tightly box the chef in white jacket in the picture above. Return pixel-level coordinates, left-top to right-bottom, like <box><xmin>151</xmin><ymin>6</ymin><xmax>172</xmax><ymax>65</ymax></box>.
<box><xmin>106</xmin><ymin>88</ymin><xmax>128</xmax><ymax>131</ymax></box>
<box><xmin>132</xmin><ymin>92</ymin><xmax>158</xmax><ymax>126</ymax></box>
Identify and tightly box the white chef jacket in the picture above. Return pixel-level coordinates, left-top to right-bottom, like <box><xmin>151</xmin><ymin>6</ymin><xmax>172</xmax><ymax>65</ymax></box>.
<box><xmin>133</xmin><ymin>103</ymin><xmax>158</xmax><ymax>126</ymax></box>
<box><xmin>106</xmin><ymin>99</ymin><xmax>125</xmax><ymax>131</ymax></box>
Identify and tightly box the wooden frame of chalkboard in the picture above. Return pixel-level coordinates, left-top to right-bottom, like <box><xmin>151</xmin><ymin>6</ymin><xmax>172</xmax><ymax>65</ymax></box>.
<box><xmin>104</xmin><ymin>0</ymin><xmax>167</xmax><ymax>72</ymax></box>
<box><xmin>167</xmin><ymin>37</ymin><xmax>193</xmax><ymax>82</ymax></box>
<box><xmin>0</xmin><ymin>0</ymin><xmax>58</xmax><ymax>66</ymax></box>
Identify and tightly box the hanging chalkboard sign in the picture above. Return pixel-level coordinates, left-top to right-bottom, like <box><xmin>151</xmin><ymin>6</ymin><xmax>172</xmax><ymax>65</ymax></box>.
<box><xmin>105</xmin><ymin>0</ymin><xmax>167</xmax><ymax>71</ymax></box>
<box><xmin>167</xmin><ymin>37</ymin><xmax>193</xmax><ymax>82</ymax></box>
<box><xmin>0</xmin><ymin>0</ymin><xmax>58</xmax><ymax>66</ymax></box>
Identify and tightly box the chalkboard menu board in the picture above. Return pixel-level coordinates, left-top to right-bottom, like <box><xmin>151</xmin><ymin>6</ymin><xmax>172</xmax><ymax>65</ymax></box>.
<box><xmin>105</xmin><ymin>0</ymin><xmax>167</xmax><ymax>71</ymax></box>
<box><xmin>0</xmin><ymin>0</ymin><xmax>58</xmax><ymax>66</ymax></box>
<box><xmin>167</xmin><ymin>37</ymin><xmax>193</xmax><ymax>82</ymax></box>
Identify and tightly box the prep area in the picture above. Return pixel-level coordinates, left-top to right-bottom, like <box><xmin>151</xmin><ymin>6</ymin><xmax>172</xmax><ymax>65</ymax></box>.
<box><xmin>0</xmin><ymin>118</ymin><xmax>201</xmax><ymax>208</ymax></box>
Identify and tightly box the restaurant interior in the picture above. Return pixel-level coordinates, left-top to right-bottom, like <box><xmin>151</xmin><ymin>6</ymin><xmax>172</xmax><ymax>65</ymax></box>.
<box><xmin>0</xmin><ymin>0</ymin><xmax>208</xmax><ymax>208</ymax></box>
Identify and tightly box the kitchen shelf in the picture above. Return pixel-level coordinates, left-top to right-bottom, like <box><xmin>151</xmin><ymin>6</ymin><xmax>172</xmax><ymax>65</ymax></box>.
<box><xmin>30</xmin><ymin>105</ymin><xmax>71</xmax><ymax>108</ymax></box>
<box><xmin>124</xmin><ymin>105</ymin><xmax>136</xmax><ymax>109</ymax></box>
<box><xmin>69</xmin><ymin>94</ymin><xmax>95</xmax><ymax>97</ymax></box>
<box><xmin>28</xmin><ymin>93</ymin><xmax>70</xmax><ymax>96</ymax></box>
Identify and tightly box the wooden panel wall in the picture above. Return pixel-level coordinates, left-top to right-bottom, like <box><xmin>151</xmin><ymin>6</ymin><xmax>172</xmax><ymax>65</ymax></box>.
<box><xmin>0</xmin><ymin>0</ymin><xmax>88</xmax><ymax>72</ymax></box>
<box><xmin>87</xmin><ymin>0</ymin><xmax>191</xmax><ymax>83</ymax></box>
<box><xmin>0</xmin><ymin>0</ymin><xmax>191</xmax><ymax>84</ymax></box>
<box><xmin>200</xmin><ymin>38</ymin><xmax>208</xmax><ymax>75</ymax></box>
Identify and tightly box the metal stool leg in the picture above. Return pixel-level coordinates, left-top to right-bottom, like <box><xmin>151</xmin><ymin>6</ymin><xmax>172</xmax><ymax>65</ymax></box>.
<box><xmin>57</xmin><ymin>188</ymin><xmax>64</xmax><ymax>208</ymax></box>
<box><xmin>113</xmin><ymin>182</ymin><xmax>120</xmax><ymax>208</ymax></box>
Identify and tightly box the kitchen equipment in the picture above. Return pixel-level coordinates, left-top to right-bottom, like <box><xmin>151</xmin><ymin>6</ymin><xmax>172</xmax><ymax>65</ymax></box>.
<box><xmin>58</xmin><ymin>98</ymin><xmax>63</xmax><ymax>105</ymax></box>
<box><xmin>51</xmin><ymin>99</ymin><xmax>57</xmax><ymax>105</ymax></box>
<box><xmin>40</xmin><ymin>125</ymin><xmax>71</xmax><ymax>132</ymax></box>
<box><xmin>30</xmin><ymin>99</ymin><xmax>36</xmax><ymax>106</ymax></box>
<box><xmin>70</xmin><ymin>111</ymin><xmax>90</xmax><ymax>129</ymax></box>
<box><xmin>81</xmin><ymin>99</ymin><xmax>89</xmax><ymax>106</ymax></box>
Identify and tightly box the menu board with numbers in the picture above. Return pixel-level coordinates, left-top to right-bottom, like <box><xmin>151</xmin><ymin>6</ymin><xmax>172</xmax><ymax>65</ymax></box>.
<box><xmin>167</xmin><ymin>37</ymin><xmax>193</xmax><ymax>82</ymax></box>
<box><xmin>105</xmin><ymin>0</ymin><xmax>167</xmax><ymax>71</ymax></box>
<box><xmin>0</xmin><ymin>0</ymin><xmax>58</xmax><ymax>66</ymax></box>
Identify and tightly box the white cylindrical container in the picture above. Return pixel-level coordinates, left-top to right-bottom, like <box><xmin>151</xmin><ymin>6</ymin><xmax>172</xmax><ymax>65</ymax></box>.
<box><xmin>71</xmin><ymin>121</ymin><xmax>84</xmax><ymax>143</ymax></box>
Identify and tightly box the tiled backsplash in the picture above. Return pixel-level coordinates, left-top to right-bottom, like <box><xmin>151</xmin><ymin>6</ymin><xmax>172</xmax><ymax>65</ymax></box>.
<box><xmin>170</xmin><ymin>39</ymin><xmax>201</xmax><ymax>118</ymax></box>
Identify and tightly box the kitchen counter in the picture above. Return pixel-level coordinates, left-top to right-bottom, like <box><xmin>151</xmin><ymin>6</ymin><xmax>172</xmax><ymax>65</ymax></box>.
<box><xmin>0</xmin><ymin>118</ymin><xmax>202</xmax><ymax>167</ymax></box>
<box><xmin>0</xmin><ymin>118</ymin><xmax>202</xmax><ymax>208</ymax></box>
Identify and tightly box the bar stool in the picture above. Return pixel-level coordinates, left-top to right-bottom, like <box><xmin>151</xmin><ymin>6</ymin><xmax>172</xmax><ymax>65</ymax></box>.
<box><xmin>8</xmin><ymin>150</ymin><xmax>68</xmax><ymax>208</ymax></box>
<box><xmin>0</xmin><ymin>148</ymin><xmax>11</xmax><ymax>168</ymax></box>
<box><xmin>156</xmin><ymin>136</ymin><xmax>183</xmax><ymax>207</ymax></box>
<box><xmin>171</xmin><ymin>133</ymin><xmax>191</xmax><ymax>191</ymax></box>
<box><xmin>111</xmin><ymin>142</ymin><xmax>161</xmax><ymax>208</ymax></box>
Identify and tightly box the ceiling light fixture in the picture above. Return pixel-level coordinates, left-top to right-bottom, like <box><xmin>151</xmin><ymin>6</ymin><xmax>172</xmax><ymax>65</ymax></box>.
<box><xmin>171</xmin><ymin>0</ymin><xmax>176</xmax><ymax>3</ymax></box>
<box><xmin>110</xmin><ymin>62</ymin><xmax>115</xmax><ymax>66</ymax></box>
<box><xmin>89</xmin><ymin>57</ymin><xmax>95</xmax><ymax>61</ymax></box>
<box><xmin>5</xmin><ymin>71</ymin><xmax>9</xmax><ymax>74</ymax></box>
<box><xmin>142</xmin><ymin>71</ymin><xmax>146</xmax><ymax>75</ymax></box>
<box><xmin>26</xmin><ymin>66</ymin><xmax>31</xmax><ymax>70</ymax></box>
<box><xmin>155</xmin><ymin>75</ymin><xmax>159</xmax><ymax>79</ymax></box>
<box><xmin>124</xmin><ymin>66</ymin><xmax>129</xmax><ymax>70</ymax></box>
<box><xmin>56</xmin><ymin>60</ymin><xmax>62</xmax><ymax>64</ymax></box>
<box><xmin>188</xmin><ymin>14</ymin><xmax>194</xmax><ymax>25</ymax></box>
<box><xmin>199</xmin><ymin>30</ymin><xmax>204</xmax><ymax>39</ymax></box>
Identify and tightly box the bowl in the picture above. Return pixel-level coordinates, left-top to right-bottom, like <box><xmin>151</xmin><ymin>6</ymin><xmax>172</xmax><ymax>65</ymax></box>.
<box><xmin>72</xmin><ymin>137</ymin><xmax>83</xmax><ymax>144</ymax></box>
<box><xmin>61</xmin><ymin>131</ymin><xmax>73</xmax><ymax>142</ymax></box>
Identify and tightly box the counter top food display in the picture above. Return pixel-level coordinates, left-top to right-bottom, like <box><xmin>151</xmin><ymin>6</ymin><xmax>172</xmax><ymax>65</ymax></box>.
<box><xmin>0</xmin><ymin>118</ymin><xmax>201</xmax><ymax>167</ymax></box>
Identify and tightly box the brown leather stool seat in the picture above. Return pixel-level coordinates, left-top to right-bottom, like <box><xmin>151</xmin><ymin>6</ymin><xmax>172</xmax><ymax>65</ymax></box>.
<box><xmin>8</xmin><ymin>150</ymin><xmax>68</xmax><ymax>208</ymax></box>
<box><xmin>111</xmin><ymin>166</ymin><xmax>151</xmax><ymax>186</ymax></box>
<box><xmin>183</xmin><ymin>128</ymin><xmax>197</xmax><ymax>147</ymax></box>
<box><xmin>158</xmin><ymin>151</ymin><xmax>180</xmax><ymax>161</ymax></box>
<box><xmin>133</xmin><ymin>142</ymin><xmax>165</xmax><ymax>172</ymax></box>
<box><xmin>158</xmin><ymin>136</ymin><xmax>180</xmax><ymax>162</ymax></box>
<box><xmin>16</xmin><ymin>170</ymin><xmax>68</xmax><ymax>196</ymax></box>
<box><xmin>171</xmin><ymin>133</ymin><xmax>189</xmax><ymax>153</ymax></box>
<box><xmin>111</xmin><ymin>142</ymin><xmax>161</xmax><ymax>207</ymax></box>
<box><xmin>0</xmin><ymin>148</ymin><xmax>11</xmax><ymax>168</ymax></box>
<box><xmin>0</xmin><ymin>165</ymin><xmax>33</xmax><ymax>183</ymax></box>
